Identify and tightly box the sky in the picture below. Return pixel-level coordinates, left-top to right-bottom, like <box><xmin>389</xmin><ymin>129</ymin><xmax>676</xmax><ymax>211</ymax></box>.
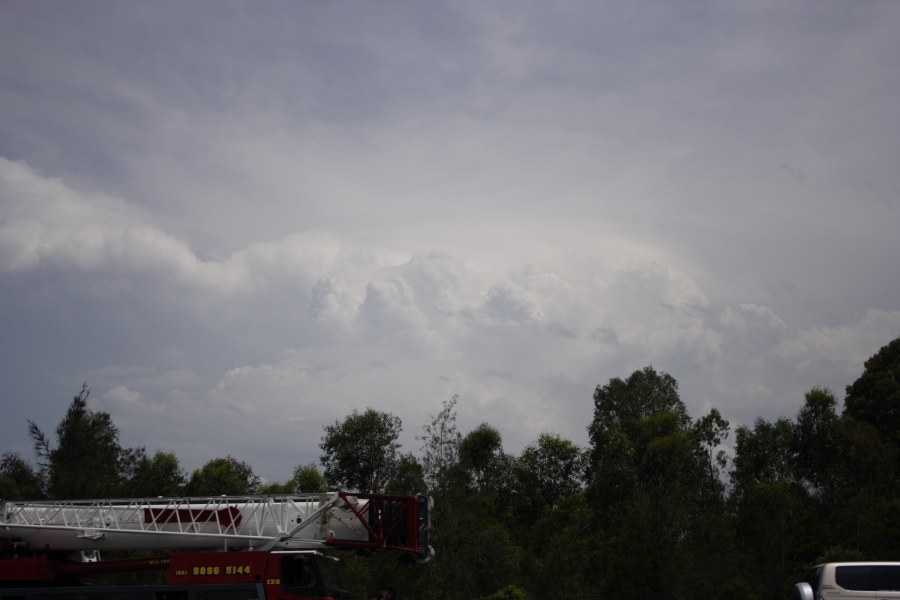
<box><xmin>1</xmin><ymin>1</ymin><xmax>899</xmax><ymax>484</ymax></box>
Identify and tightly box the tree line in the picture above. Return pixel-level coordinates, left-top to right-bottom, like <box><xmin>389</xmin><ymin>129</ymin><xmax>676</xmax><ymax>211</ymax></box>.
<box><xmin>2</xmin><ymin>337</ymin><xmax>899</xmax><ymax>600</ymax></box>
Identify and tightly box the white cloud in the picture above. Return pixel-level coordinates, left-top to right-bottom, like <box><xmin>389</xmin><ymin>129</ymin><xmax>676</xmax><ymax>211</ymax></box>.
<box><xmin>775</xmin><ymin>309</ymin><xmax>900</xmax><ymax>373</ymax></box>
<box><xmin>3</xmin><ymin>145</ymin><xmax>899</xmax><ymax>480</ymax></box>
<box><xmin>101</xmin><ymin>385</ymin><xmax>154</xmax><ymax>412</ymax></box>
<box><xmin>0</xmin><ymin>157</ymin><xmax>229</xmax><ymax>290</ymax></box>
<box><xmin>482</xmin><ymin>282</ymin><xmax>544</xmax><ymax>325</ymax></box>
<box><xmin>2</xmin><ymin>1</ymin><xmax>899</xmax><ymax>482</ymax></box>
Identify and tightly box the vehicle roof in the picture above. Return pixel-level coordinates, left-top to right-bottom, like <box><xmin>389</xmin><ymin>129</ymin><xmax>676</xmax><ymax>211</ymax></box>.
<box><xmin>815</xmin><ymin>562</ymin><xmax>900</xmax><ymax>568</ymax></box>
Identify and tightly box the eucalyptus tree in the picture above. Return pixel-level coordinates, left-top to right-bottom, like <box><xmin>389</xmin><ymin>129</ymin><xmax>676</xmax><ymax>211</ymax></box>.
<box><xmin>836</xmin><ymin>337</ymin><xmax>900</xmax><ymax>558</ymax></box>
<box><xmin>587</xmin><ymin>366</ymin><xmax>730</xmax><ymax>600</ymax></box>
<box><xmin>417</xmin><ymin>395</ymin><xmax>462</xmax><ymax>493</ymax></box>
<box><xmin>319</xmin><ymin>407</ymin><xmax>402</xmax><ymax>493</ymax></box>
<box><xmin>457</xmin><ymin>422</ymin><xmax>515</xmax><ymax>498</ymax></box>
<box><xmin>435</xmin><ymin>423</ymin><xmax>524</xmax><ymax>600</ymax></box>
<box><xmin>512</xmin><ymin>433</ymin><xmax>586</xmax><ymax>527</ymax></box>
<box><xmin>730</xmin><ymin>416</ymin><xmax>813</xmax><ymax>600</ymax></box>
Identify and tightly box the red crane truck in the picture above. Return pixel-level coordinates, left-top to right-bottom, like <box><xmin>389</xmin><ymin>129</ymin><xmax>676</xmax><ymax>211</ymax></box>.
<box><xmin>0</xmin><ymin>491</ymin><xmax>432</xmax><ymax>599</ymax></box>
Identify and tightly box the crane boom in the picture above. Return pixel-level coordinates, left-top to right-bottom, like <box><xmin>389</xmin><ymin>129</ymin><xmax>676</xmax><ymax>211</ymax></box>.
<box><xmin>1</xmin><ymin>492</ymin><xmax>432</xmax><ymax>559</ymax></box>
<box><xmin>1</xmin><ymin>492</ymin><xmax>432</xmax><ymax>598</ymax></box>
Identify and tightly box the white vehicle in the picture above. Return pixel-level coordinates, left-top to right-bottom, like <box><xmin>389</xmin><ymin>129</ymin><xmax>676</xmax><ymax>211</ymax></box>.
<box><xmin>795</xmin><ymin>563</ymin><xmax>900</xmax><ymax>600</ymax></box>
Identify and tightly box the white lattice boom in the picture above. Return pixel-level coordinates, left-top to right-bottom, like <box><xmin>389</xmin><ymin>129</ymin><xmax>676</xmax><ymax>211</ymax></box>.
<box><xmin>1</xmin><ymin>493</ymin><xmax>373</xmax><ymax>552</ymax></box>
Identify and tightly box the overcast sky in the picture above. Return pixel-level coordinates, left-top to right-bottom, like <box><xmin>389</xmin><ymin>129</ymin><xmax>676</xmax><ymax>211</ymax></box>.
<box><xmin>2</xmin><ymin>1</ymin><xmax>898</xmax><ymax>484</ymax></box>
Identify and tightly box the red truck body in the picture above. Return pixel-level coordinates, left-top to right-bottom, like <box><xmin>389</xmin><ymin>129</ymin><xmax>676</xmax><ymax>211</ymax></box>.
<box><xmin>0</xmin><ymin>492</ymin><xmax>432</xmax><ymax>599</ymax></box>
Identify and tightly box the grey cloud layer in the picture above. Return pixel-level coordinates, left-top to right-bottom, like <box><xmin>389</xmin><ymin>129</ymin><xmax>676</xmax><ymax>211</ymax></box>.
<box><xmin>2</xmin><ymin>1</ymin><xmax>899</xmax><ymax>480</ymax></box>
<box><xmin>2</xmin><ymin>156</ymin><xmax>897</xmax><ymax>478</ymax></box>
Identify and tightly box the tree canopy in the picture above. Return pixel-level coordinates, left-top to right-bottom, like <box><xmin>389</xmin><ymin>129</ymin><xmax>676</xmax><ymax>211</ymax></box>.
<box><xmin>319</xmin><ymin>407</ymin><xmax>402</xmax><ymax>493</ymax></box>
<box><xmin>28</xmin><ymin>384</ymin><xmax>131</xmax><ymax>498</ymax></box>
<box><xmin>7</xmin><ymin>337</ymin><xmax>900</xmax><ymax>600</ymax></box>
<box><xmin>186</xmin><ymin>456</ymin><xmax>261</xmax><ymax>495</ymax></box>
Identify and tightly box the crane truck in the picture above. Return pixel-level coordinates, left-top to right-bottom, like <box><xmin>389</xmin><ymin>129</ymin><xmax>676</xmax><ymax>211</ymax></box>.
<box><xmin>0</xmin><ymin>492</ymin><xmax>432</xmax><ymax>600</ymax></box>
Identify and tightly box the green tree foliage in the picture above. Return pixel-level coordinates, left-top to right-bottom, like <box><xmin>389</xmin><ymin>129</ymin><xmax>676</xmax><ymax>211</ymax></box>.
<box><xmin>588</xmin><ymin>366</ymin><xmax>688</xmax><ymax>456</ymax></box>
<box><xmin>4</xmin><ymin>338</ymin><xmax>900</xmax><ymax>600</ymax></box>
<box><xmin>586</xmin><ymin>366</ymin><xmax>733</xmax><ymax>600</ymax></box>
<box><xmin>712</xmin><ymin>578</ymin><xmax>762</xmax><ymax>600</ymax></box>
<box><xmin>293</xmin><ymin>462</ymin><xmax>328</xmax><ymax>493</ymax></box>
<box><xmin>257</xmin><ymin>480</ymin><xmax>296</xmax><ymax>494</ymax></box>
<box><xmin>836</xmin><ymin>338</ymin><xmax>900</xmax><ymax>558</ymax></box>
<box><xmin>428</xmin><ymin>491</ymin><xmax>524</xmax><ymax>600</ymax></box>
<box><xmin>0</xmin><ymin>451</ymin><xmax>44</xmax><ymax>499</ymax></box>
<box><xmin>28</xmin><ymin>383</ymin><xmax>133</xmax><ymax>498</ymax></box>
<box><xmin>186</xmin><ymin>456</ymin><xmax>261</xmax><ymax>495</ymax></box>
<box><xmin>519</xmin><ymin>433</ymin><xmax>586</xmax><ymax>508</ymax></box>
<box><xmin>522</xmin><ymin>492</ymin><xmax>596</xmax><ymax>600</ymax></box>
<box><xmin>794</xmin><ymin>388</ymin><xmax>843</xmax><ymax>501</ymax></box>
<box><xmin>511</xmin><ymin>433</ymin><xmax>586</xmax><ymax>528</ymax></box>
<box><xmin>458</xmin><ymin>423</ymin><xmax>510</xmax><ymax>496</ymax></box>
<box><xmin>319</xmin><ymin>407</ymin><xmax>402</xmax><ymax>493</ymax></box>
<box><xmin>726</xmin><ymin>344</ymin><xmax>900</xmax><ymax>600</ymax></box>
<box><xmin>418</xmin><ymin>395</ymin><xmax>462</xmax><ymax>493</ymax></box>
<box><xmin>730</xmin><ymin>416</ymin><xmax>810</xmax><ymax>598</ymax></box>
<box><xmin>844</xmin><ymin>337</ymin><xmax>900</xmax><ymax>443</ymax></box>
<box><xmin>828</xmin><ymin>417</ymin><xmax>900</xmax><ymax>557</ymax></box>
<box><xmin>681</xmin><ymin>408</ymin><xmax>735</xmax><ymax>595</ymax></box>
<box><xmin>126</xmin><ymin>450</ymin><xmax>187</xmax><ymax>497</ymax></box>
<box><xmin>692</xmin><ymin>407</ymin><xmax>730</xmax><ymax>486</ymax></box>
<box><xmin>731</xmin><ymin>417</ymin><xmax>797</xmax><ymax>494</ymax></box>
<box><xmin>481</xmin><ymin>584</ymin><xmax>527</xmax><ymax>600</ymax></box>
<box><xmin>385</xmin><ymin>452</ymin><xmax>426</xmax><ymax>495</ymax></box>
<box><xmin>422</xmin><ymin>418</ymin><xmax>525</xmax><ymax>600</ymax></box>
